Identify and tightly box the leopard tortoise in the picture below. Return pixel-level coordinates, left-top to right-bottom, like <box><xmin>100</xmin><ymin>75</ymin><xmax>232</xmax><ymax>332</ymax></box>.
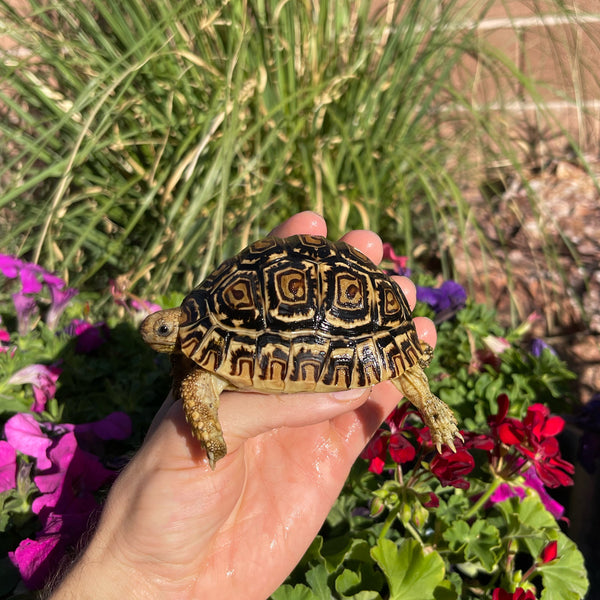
<box><xmin>140</xmin><ymin>234</ymin><xmax>461</xmax><ymax>469</ymax></box>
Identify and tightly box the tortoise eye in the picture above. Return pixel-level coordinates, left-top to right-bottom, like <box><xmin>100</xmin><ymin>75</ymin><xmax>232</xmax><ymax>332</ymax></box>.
<box><xmin>157</xmin><ymin>323</ymin><xmax>172</xmax><ymax>337</ymax></box>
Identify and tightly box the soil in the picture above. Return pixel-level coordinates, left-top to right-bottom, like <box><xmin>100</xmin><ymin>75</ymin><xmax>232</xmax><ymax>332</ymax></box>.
<box><xmin>452</xmin><ymin>156</ymin><xmax>600</xmax><ymax>404</ymax></box>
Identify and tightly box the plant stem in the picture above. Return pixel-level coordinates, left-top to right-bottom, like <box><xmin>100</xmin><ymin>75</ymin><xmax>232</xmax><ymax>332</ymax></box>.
<box><xmin>378</xmin><ymin>507</ymin><xmax>399</xmax><ymax>542</ymax></box>
<box><xmin>464</xmin><ymin>477</ymin><xmax>503</xmax><ymax>520</ymax></box>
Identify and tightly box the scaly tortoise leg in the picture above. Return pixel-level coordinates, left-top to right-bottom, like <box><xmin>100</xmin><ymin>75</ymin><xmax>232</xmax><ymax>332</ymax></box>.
<box><xmin>179</xmin><ymin>366</ymin><xmax>228</xmax><ymax>469</ymax></box>
<box><xmin>392</xmin><ymin>343</ymin><xmax>462</xmax><ymax>453</ymax></box>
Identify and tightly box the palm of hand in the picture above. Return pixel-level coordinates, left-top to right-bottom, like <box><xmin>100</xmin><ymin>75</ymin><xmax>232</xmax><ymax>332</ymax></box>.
<box><xmin>53</xmin><ymin>213</ymin><xmax>435</xmax><ymax>600</ymax></box>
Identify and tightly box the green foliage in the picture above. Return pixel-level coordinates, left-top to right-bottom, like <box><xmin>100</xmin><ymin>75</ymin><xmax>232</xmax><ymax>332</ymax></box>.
<box><xmin>443</xmin><ymin>520</ymin><xmax>502</xmax><ymax>572</ymax></box>
<box><xmin>276</xmin><ymin>477</ymin><xmax>588</xmax><ymax>599</ymax></box>
<box><xmin>537</xmin><ymin>534</ymin><xmax>589</xmax><ymax>600</ymax></box>
<box><xmin>371</xmin><ymin>539</ymin><xmax>446</xmax><ymax>600</ymax></box>
<box><xmin>418</xmin><ymin>301</ymin><xmax>577</xmax><ymax>428</ymax></box>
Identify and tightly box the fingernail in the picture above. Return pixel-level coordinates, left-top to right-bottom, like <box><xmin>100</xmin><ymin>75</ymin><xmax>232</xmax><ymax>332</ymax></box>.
<box><xmin>331</xmin><ymin>388</ymin><xmax>368</xmax><ymax>401</ymax></box>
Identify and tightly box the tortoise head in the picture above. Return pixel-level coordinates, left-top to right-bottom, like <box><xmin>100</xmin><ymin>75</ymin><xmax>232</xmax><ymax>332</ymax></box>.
<box><xmin>140</xmin><ymin>308</ymin><xmax>182</xmax><ymax>353</ymax></box>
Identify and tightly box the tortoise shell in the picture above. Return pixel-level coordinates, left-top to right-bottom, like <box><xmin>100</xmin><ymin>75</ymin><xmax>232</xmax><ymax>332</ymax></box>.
<box><xmin>177</xmin><ymin>234</ymin><xmax>423</xmax><ymax>392</ymax></box>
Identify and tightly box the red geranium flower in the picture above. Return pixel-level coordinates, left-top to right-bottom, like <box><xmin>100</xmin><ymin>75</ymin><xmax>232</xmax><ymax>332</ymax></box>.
<box><xmin>426</xmin><ymin>429</ymin><xmax>493</xmax><ymax>489</ymax></box>
<box><xmin>492</xmin><ymin>587</ymin><xmax>536</xmax><ymax>600</ymax></box>
<box><xmin>541</xmin><ymin>540</ymin><xmax>558</xmax><ymax>564</ymax></box>
<box><xmin>430</xmin><ymin>448</ymin><xmax>474</xmax><ymax>489</ymax></box>
<box><xmin>361</xmin><ymin>403</ymin><xmax>417</xmax><ymax>473</ymax></box>
<box><xmin>489</xmin><ymin>395</ymin><xmax>574</xmax><ymax>489</ymax></box>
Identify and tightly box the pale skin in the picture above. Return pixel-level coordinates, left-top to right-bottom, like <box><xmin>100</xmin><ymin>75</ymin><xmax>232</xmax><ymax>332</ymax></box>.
<box><xmin>50</xmin><ymin>212</ymin><xmax>440</xmax><ymax>600</ymax></box>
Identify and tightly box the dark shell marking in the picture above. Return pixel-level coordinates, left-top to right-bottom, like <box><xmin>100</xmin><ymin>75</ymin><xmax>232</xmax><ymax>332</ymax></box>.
<box><xmin>179</xmin><ymin>234</ymin><xmax>423</xmax><ymax>393</ymax></box>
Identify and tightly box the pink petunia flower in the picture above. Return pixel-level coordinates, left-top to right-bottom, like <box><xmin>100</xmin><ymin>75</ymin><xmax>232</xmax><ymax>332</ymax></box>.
<box><xmin>0</xmin><ymin>441</ymin><xmax>17</xmax><ymax>492</ymax></box>
<box><xmin>67</xmin><ymin>319</ymin><xmax>110</xmax><ymax>354</ymax></box>
<box><xmin>1</xmin><ymin>254</ymin><xmax>78</xmax><ymax>333</ymax></box>
<box><xmin>382</xmin><ymin>243</ymin><xmax>410</xmax><ymax>276</ymax></box>
<box><xmin>0</xmin><ymin>254</ymin><xmax>22</xmax><ymax>278</ymax></box>
<box><xmin>10</xmin><ymin>433</ymin><xmax>115</xmax><ymax>589</ymax></box>
<box><xmin>32</xmin><ymin>432</ymin><xmax>113</xmax><ymax>517</ymax></box>
<box><xmin>9</xmin><ymin>534</ymin><xmax>62</xmax><ymax>590</ymax></box>
<box><xmin>0</xmin><ymin>316</ymin><xmax>10</xmax><ymax>352</ymax></box>
<box><xmin>4</xmin><ymin>413</ymin><xmax>55</xmax><ymax>470</ymax></box>
<box><xmin>130</xmin><ymin>297</ymin><xmax>162</xmax><ymax>315</ymax></box>
<box><xmin>18</xmin><ymin>263</ymin><xmax>44</xmax><ymax>294</ymax></box>
<box><xmin>488</xmin><ymin>466</ymin><xmax>565</xmax><ymax>521</ymax></box>
<box><xmin>8</xmin><ymin>363</ymin><xmax>62</xmax><ymax>413</ymax></box>
<box><xmin>6</xmin><ymin>412</ymin><xmax>131</xmax><ymax>589</ymax></box>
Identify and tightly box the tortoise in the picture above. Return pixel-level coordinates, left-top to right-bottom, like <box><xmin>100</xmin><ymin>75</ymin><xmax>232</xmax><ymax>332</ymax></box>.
<box><xmin>140</xmin><ymin>234</ymin><xmax>461</xmax><ymax>469</ymax></box>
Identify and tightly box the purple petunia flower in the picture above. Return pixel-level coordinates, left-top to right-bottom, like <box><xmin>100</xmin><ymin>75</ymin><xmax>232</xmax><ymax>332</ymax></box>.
<box><xmin>46</xmin><ymin>285</ymin><xmax>78</xmax><ymax>330</ymax></box>
<box><xmin>8</xmin><ymin>363</ymin><xmax>62</xmax><ymax>413</ymax></box>
<box><xmin>530</xmin><ymin>338</ymin><xmax>557</xmax><ymax>357</ymax></box>
<box><xmin>71</xmin><ymin>411</ymin><xmax>132</xmax><ymax>442</ymax></box>
<box><xmin>417</xmin><ymin>280</ymin><xmax>467</xmax><ymax>319</ymax></box>
<box><xmin>0</xmin><ymin>441</ymin><xmax>17</xmax><ymax>492</ymax></box>
<box><xmin>12</xmin><ymin>292</ymin><xmax>39</xmax><ymax>336</ymax></box>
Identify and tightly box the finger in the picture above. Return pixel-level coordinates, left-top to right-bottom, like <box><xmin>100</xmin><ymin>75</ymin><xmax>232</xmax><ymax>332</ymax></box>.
<box><xmin>392</xmin><ymin>275</ymin><xmax>417</xmax><ymax>310</ymax></box>
<box><xmin>218</xmin><ymin>388</ymin><xmax>371</xmax><ymax>453</ymax></box>
<box><xmin>336</xmin><ymin>233</ymin><xmax>415</xmax><ymax>310</ymax></box>
<box><xmin>339</xmin><ymin>230</ymin><xmax>383</xmax><ymax>264</ymax></box>
<box><xmin>269</xmin><ymin>211</ymin><xmax>327</xmax><ymax>238</ymax></box>
<box><xmin>414</xmin><ymin>316</ymin><xmax>437</xmax><ymax>348</ymax></box>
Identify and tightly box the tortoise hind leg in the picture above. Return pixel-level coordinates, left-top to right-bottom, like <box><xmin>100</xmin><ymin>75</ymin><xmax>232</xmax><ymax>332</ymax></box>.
<box><xmin>179</xmin><ymin>366</ymin><xmax>228</xmax><ymax>469</ymax></box>
<box><xmin>392</xmin><ymin>363</ymin><xmax>461</xmax><ymax>453</ymax></box>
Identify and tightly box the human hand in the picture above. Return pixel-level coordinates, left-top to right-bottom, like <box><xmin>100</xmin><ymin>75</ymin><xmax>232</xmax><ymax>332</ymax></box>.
<box><xmin>51</xmin><ymin>212</ymin><xmax>437</xmax><ymax>600</ymax></box>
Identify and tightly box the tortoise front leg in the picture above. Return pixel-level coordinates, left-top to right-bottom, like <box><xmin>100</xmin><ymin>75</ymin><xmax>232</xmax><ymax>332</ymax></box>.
<box><xmin>179</xmin><ymin>366</ymin><xmax>228</xmax><ymax>469</ymax></box>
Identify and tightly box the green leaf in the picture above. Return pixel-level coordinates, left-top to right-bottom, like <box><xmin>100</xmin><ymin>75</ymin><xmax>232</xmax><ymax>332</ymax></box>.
<box><xmin>435</xmin><ymin>492</ymin><xmax>471</xmax><ymax>526</ymax></box>
<box><xmin>443</xmin><ymin>520</ymin><xmax>469</xmax><ymax>553</ymax></box>
<box><xmin>538</xmin><ymin>533</ymin><xmax>589</xmax><ymax>600</ymax></box>
<box><xmin>336</xmin><ymin>569</ymin><xmax>361</xmax><ymax>595</ymax></box>
<box><xmin>334</xmin><ymin>564</ymin><xmax>384</xmax><ymax>599</ymax></box>
<box><xmin>270</xmin><ymin>584</ymin><xmax>320</xmax><ymax>600</ymax></box>
<box><xmin>443</xmin><ymin>520</ymin><xmax>501</xmax><ymax>571</ymax></box>
<box><xmin>305</xmin><ymin>564</ymin><xmax>331</xmax><ymax>600</ymax></box>
<box><xmin>495</xmin><ymin>496</ymin><xmax>558</xmax><ymax>558</ymax></box>
<box><xmin>371</xmin><ymin>538</ymin><xmax>445</xmax><ymax>600</ymax></box>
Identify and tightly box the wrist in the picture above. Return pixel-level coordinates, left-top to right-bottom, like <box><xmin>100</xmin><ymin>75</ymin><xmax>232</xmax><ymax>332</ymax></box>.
<box><xmin>48</xmin><ymin>535</ymin><xmax>152</xmax><ymax>600</ymax></box>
